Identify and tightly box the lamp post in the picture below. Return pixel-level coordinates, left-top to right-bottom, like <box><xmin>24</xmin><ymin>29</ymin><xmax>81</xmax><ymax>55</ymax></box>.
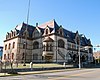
<box><xmin>79</xmin><ymin>45</ymin><xmax>92</xmax><ymax>69</ymax></box>
<box><xmin>76</xmin><ymin>36</ymin><xmax>81</xmax><ymax>69</ymax></box>
<box><xmin>77</xmin><ymin>36</ymin><xmax>90</xmax><ymax>69</ymax></box>
<box><xmin>78</xmin><ymin>43</ymin><xmax>81</xmax><ymax>69</ymax></box>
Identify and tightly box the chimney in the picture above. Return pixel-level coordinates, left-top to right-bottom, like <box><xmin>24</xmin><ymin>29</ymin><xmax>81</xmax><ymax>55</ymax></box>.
<box><xmin>36</xmin><ymin>23</ymin><xmax>38</xmax><ymax>27</ymax></box>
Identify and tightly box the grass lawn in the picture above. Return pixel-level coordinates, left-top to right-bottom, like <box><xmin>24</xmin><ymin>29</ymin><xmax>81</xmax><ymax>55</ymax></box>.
<box><xmin>2</xmin><ymin>63</ymin><xmax>63</xmax><ymax>69</ymax></box>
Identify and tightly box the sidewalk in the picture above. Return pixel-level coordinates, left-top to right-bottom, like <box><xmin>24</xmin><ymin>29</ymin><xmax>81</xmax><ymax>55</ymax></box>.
<box><xmin>0</xmin><ymin>68</ymin><xmax>78</xmax><ymax>77</ymax></box>
<box><xmin>18</xmin><ymin>68</ymin><xmax>78</xmax><ymax>75</ymax></box>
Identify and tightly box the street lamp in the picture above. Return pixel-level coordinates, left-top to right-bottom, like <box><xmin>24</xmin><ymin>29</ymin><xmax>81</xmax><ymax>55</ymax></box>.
<box><xmin>76</xmin><ymin>36</ymin><xmax>91</xmax><ymax>69</ymax></box>
<box><xmin>78</xmin><ymin>43</ymin><xmax>81</xmax><ymax>69</ymax></box>
<box><xmin>79</xmin><ymin>45</ymin><xmax>92</xmax><ymax>69</ymax></box>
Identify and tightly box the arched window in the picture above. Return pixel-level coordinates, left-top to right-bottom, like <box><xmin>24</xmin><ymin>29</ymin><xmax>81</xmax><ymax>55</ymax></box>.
<box><xmin>33</xmin><ymin>41</ymin><xmax>39</xmax><ymax>49</ymax></box>
<box><xmin>12</xmin><ymin>53</ymin><xmax>14</xmax><ymax>60</ymax></box>
<box><xmin>4</xmin><ymin>54</ymin><xmax>6</xmax><ymax>60</ymax></box>
<box><xmin>45</xmin><ymin>29</ymin><xmax>48</xmax><ymax>34</ymax></box>
<box><xmin>23</xmin><ymin>42</ymin><xmax>27</xmax><ymax>49</ymax></box>
<box><xmin>8</xmin><ymin>43</ymin><xmax>11</xmax><ymax>49</ymax></box>
<box><xmin>58</xmin><ymin>39</ymin><xmax>65</xmax><ymax>48</ymax></box>
<box><xmin>8</xmin><ymin>54</ymin><xmax>10</xmax><ymax>59</ymax></box>
<box><xmin>5</xmin><ymin>44</ymin><xmax>7</xmax><ymax>50</ymax></box>
<box><xmin>13</xmin><ymin>42</ymin><xmax>15</xmax><ymax>48</ymax></box>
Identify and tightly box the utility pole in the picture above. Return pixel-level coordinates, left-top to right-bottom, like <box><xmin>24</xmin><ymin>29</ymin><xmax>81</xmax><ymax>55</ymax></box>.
<box><xmin>23</xmin><ymin>0</ymin><xmax>31</xmax><ymax>66</ymax></box>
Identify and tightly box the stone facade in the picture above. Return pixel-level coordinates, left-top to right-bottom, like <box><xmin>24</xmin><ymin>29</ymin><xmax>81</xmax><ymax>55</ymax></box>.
<box><xmin>2</xmin><ymin>20</ymin><xmax>93</xmax><ymax>64</ymax></box>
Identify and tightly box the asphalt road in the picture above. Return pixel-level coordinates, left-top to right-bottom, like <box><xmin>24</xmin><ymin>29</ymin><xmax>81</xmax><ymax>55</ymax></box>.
<box><xmin>0</xmin><ymin>68</ymin><xmax>100</xmax><ymax>80</ymax></box>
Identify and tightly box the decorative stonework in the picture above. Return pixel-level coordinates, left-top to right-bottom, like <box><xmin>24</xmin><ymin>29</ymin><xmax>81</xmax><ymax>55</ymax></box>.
<box><xmin>2</xmin><ymin>20</ymin><xmax>93</xmax><ymax>64</ymax></box>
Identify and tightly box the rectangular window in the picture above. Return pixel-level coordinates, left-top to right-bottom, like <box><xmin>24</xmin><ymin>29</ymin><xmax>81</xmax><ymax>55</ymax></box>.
<box><xmin>8</xmin><ymin>54</ymin><xmax>9</xmax><ymax>59</ymax></box>
<box><xmin>23</xmin><ymin>42</ymin><xmax>27</xmax><ymax>49</ymax></box>
<box><xmin>8</xmin><ymin>43</ymin><xmax>11</xmax><ymax>49</ymax></box>
<box><xmin>43</xmin><ymin>45</ymin><xmax>45</xmax><ymax>51</ymax></box>
<box><xmin>5</xmin><ymin>44</ymin><xmax>7</xmax><ymax>50</ymax></box>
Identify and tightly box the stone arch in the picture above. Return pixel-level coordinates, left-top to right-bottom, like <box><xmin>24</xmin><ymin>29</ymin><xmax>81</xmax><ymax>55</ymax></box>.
<box><xmin>58</xmin><ymin>39</ymin><xmax>65</xmax><ymax>48</ymax></box>
<box><xmin>33</xmin><ymin>41</ymin><xmax>39</xmax><ymax>49</ymax></box>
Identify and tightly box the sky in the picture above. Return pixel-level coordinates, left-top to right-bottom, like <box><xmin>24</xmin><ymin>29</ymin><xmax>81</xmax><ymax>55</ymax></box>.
<box><xmin>0</xmin><ymin>0</ymin><xmax>100</xmax><ymax>51</ymax></box>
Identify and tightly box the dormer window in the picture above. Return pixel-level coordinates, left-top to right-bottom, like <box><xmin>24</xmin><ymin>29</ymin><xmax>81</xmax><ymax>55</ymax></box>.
<box><xmin>33</xmin><ymin>29</ymin><xmax>40</xmax><ymax>38</ymax></box>
<box><xmin>9</xmin><ymin>33</ymin><xmax>11</xmax><ymax>38</ymax></box>
<box><xmin>14</xmin><ymin>31</ymin><xmax>16</xmax><ymax>36</ymax></box>
<box><xmin>44</xmin><ymin>26</ymin><xmax>50</xmax><ymax>35</ymax></box>
<box><xmin>59</xmin><ymin>29</ymin><xmax>63</xmax><ymax>35</ymax></box>
<box><xmin>12</xmin><ymin>31</ymin><xmax>13</xmax><ymax>37</ymax></box>
<box><xmin>6</xmin><ymin>35</ymin><xmax>8</xmax><ymax>39</ymax></box>
<box><xmin>23</xmin><ymin>29</ymin><xmax>29</xmax><ymax>38</ymax></box>
<box><xmin>46</xmin><ymin>29</ymin><xmax>48</xmax><ymax>34</ymax></box>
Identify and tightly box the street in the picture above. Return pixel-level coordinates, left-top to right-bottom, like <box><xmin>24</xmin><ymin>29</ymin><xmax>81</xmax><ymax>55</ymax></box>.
<box><xmin>0</xmin><ymin>68</ymin><xmax>100</xmax><ymax>80</ymax></box>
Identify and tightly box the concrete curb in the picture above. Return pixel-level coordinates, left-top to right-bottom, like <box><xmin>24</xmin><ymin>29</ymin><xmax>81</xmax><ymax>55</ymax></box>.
<box><xmin>0</xmin><ymin>68</ymin><xmax>79</xmax><ymax>77</ymax></box>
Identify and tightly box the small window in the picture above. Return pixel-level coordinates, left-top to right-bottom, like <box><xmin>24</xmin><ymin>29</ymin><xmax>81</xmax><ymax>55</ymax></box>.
<box><xmin>4</xmin><ymin>54</ymin><xmax>6</xmax><ymax>60</ymax></box>
<box><xmin>46</xmin><ymin>29</ymin><xmax>48</xmax><ymax>34</ymax></box>
<box><xmin>23</xmin><ymin>42</ymin><xmax>27</xmax><ymax>49</ymax></box>
<box><xmin>12</xmin><ymin>53</ymin><xmax>14</xmax><ymax>60</ymax></box>
<box><xmin>50</xmin><ymin>44</ymin><xmax>52</xmax><ymax>51</ymax></box>
<box><xmin>8</xmin><ymin>43</ymin><xmax>11</xmax><ymax>49</ymax></box>
<box><xmin>60</xmin><ymin>29</ymin><xmax>63</xmax><ymax>35</ymax></box>
<box><xmin>43</xmin><ymin>45</ymin><xmax>45</xmax><ymax>51</ymax></box>
<box><xmin>22</xmin><ymin>53</ymin><xmax>25</xmax><ymax>60</ymax></box>
<box><xmin>5</xmin><ymin>44</ymin><xmax>7</xmax><ymax>50</ymax></box>
<box><xmin>8</xmin><ymin>54</ymin><xmax>10</xmax><ymax>59</ymax></box>
<box><xmin>14</xmin><ymin>32</ymin><xmax>16</xmax><ymax>36</ymax></box>
<box><xmin>13</xmin><ymin>42</ymin><xmax>15</xmax><ymax>48</ymax></box>
<box><xmin>46</xmin><ymin>43</ymin><xmax>49</xmax><ymax>51</ymax></box>
<box><xmin>33</xmin><ymin>41</ymin><xmax>39</xmax><ymax>49</ymax></box>
<box><xmin>12</xmin><ymin>31</ymin><xmax>13</xmax><ymax>37</ymax></box>
<box><xmin>58</xmin><ymin>39</ymin><xmax>65</xmax><ymax>48</ymax></box>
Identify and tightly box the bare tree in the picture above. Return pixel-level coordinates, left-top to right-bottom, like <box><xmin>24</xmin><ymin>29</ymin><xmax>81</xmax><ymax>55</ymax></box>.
<box><xmin>6</xmin><ymin>48</ymin><xmax>15</xmax><ymax>73</ymax></box>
